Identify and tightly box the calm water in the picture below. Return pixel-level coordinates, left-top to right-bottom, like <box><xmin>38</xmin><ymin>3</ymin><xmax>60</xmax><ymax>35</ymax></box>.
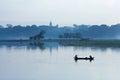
<box><xmin>0</xmin><ymin>42</ymin><xmax>120</xmax><ymax>80</ymax></box>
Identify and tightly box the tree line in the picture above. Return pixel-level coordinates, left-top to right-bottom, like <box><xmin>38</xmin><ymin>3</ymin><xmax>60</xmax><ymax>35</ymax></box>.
<box><xmin>0</xmin><ymin>24</ymin><xmax>120</xmax><ymax>40</ymax></box>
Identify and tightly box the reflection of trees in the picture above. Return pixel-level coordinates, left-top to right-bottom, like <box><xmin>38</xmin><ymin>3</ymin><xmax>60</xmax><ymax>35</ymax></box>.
<box><xmin>73</xmin><ymin>46</ymin><xmax>120</xmax><ymax>52</ymax></box>
<box><xmin>29</xmin><ymin>42</ymin><xmax>45</xmax><ymax>50</ymax></box>
<box><xmin>0</xmin><ymin>42</ymin><xmax>59</xmax><ymax>51</ymax></box>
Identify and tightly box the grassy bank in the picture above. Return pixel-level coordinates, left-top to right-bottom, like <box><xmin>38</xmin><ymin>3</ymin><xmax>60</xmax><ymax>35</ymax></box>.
<box><xmin>0</xmin><ymin>39</ymin><xmax>85</xmax><ymax>42</ymax></box>
<box><xmin>61</xmin><ymin>40</ymin><xmax>120</xmax><ymax>47</ymax></box>
<box><xmin>1</xmin><ymin>39</ymin><xmax>120</xmax><ymax>47</ymax></box>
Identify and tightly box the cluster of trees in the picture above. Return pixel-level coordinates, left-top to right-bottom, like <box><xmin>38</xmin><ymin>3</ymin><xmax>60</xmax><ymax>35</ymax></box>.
<box><xmin>59</xmin><ymin>32</ymin><xmax>81</xmax><ymax>39</ymax></box>
<box><xmin>29</xmin><ymin>30</ymin><xmax>45</xmax><ymax>40</ymax></box>
<box><xmin>0</xmin><ymin>23</ymin><xmax>120</xmax><ymax>40</ymax></box>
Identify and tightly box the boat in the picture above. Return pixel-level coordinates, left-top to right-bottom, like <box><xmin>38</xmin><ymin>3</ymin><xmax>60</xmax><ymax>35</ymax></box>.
<box><xmin>74</xmin><ymin>55</ymin><xmax>94</xmax><ymax>62</ymax></box>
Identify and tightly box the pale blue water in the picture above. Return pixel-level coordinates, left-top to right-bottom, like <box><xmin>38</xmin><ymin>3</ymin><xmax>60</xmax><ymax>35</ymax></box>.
<box><xmin>0</xmin><ymin>42</ymin><xmax>120</xmax><ymax>80</ymax></box>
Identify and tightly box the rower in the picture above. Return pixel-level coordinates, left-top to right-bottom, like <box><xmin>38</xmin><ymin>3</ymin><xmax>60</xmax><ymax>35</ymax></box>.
<box><xmin>89</xmin><ymin>55</ymin><xmax>92</xmax><ymax>59</ymax></box>
<box><xmin>74</xmin><ymin>55</ymin><xmax>78</xmax><ymax>61</ymax></box>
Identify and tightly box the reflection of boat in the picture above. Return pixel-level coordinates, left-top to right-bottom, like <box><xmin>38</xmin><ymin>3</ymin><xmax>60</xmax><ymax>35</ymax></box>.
<box><xmin>74</xmin><ymin>55</ymin><xmax>94</xmax><ymax>62</ymax></box>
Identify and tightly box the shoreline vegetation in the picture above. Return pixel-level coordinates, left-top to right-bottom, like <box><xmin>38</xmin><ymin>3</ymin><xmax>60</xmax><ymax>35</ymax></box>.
<box><xmin>1</xmin><ymin>23</ymin><xmax>120</xmax><ymax>40</ymax></box>
<box><xmin>0</xmin><ymin>39</ymin><xmax>120</xmax><ymax>47</ymax></box>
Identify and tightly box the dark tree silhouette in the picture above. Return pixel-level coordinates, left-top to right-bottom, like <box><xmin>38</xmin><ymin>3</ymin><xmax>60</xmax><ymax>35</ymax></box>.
<box><xmin>30</xmin><ymin>30</ymin><xmax>46</xmax><ymax>40</ymax></box>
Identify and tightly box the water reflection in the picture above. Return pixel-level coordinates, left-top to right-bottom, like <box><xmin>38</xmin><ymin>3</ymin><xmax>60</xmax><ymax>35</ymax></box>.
<box><xmin>29</xmin><ymin>42</ymin><xmax>45</xmax><ymax>50</ymax></box>
<box><xmin>0</xmin><ymin>42</ymin><xmax>59</xmax><ymax>51</ymax></box>
<box><xmin>0</xmin><ymin>42</ymin><xmax>120</xmax><ymax>80</ymax></box>
<box><xmin>1</xmin><ymin>42</ymin><xmax>120</xmax><ymax>52</ymax></box>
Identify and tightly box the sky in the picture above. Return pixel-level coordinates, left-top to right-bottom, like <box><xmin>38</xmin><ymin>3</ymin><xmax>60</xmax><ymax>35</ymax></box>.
<box><xmin>0</xmin><ymin>0</ymin><xmax>120</xmax><ymax>26</ymax></box>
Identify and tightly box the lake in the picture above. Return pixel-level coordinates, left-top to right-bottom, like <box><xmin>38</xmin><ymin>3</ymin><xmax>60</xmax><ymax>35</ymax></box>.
<box><xmin>0</xmin><ymin>42</ymin><xmax>120</xmax><ymax>80</ymax></box>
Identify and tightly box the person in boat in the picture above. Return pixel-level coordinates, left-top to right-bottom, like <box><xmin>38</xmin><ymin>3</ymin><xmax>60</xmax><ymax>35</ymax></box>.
<box><xmin>89</xmin><ymin>55</ymin><xmax>92</xmax><ymax>59</ymax></box>
<box><xmin>74</xmin><ymin>55</ymin><xmax>94</xmax><ymax>62</ymax></box>
<box><xmin>74</xmin><ymin>55</ymin><xmax>78</xmax><ymax>61</ymax></box>
<box><xmin>89</xmin><ymin>55</ymin><xmax>94</xmax><ymax>62</ymax></box>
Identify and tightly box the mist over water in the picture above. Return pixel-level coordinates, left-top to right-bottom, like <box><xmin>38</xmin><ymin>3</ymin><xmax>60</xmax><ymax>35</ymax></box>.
<box><xmin>0</xmin><ymin>42</ymin><xmax>120</xmax><ymax>80</ymax></box>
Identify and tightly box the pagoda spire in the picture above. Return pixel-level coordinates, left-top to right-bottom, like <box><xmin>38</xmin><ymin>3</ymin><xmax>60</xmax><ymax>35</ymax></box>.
<box><xmin>49</xmin><ymin>21</ymin><xmax>52</xmax><ymax>26</ymax></box>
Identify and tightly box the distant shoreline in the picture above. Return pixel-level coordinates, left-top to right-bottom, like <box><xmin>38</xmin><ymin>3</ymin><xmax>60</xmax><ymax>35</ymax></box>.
<box><xmin>0</xmin><ymin>39</ymin><xmax>83</xmax><ymax>42</ymax></box>
<box><xmin>1</xmin><ymin>39</ymin><xmax>120</xmax><ymax>47</ymax></box>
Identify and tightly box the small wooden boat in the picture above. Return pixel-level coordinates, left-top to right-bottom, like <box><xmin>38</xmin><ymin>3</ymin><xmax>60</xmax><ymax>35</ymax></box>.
<box><xmin>74</xmin><ymin>55</ymin><xmax>94</xmax><ymax>62</ymax></box>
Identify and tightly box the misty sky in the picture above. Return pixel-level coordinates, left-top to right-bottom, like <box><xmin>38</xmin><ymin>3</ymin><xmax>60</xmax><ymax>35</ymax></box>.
<box><xmin>0</xmin><ymin>0</ymin><xmax>120</xmax><ymax>26</ymax></box>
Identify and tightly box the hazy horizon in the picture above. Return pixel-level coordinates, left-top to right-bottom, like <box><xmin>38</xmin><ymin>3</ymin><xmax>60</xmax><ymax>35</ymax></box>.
<box><xmin>0</xmin><ymin>0</ymin><xmax>120</xmax><ymax>26</ymax></box>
